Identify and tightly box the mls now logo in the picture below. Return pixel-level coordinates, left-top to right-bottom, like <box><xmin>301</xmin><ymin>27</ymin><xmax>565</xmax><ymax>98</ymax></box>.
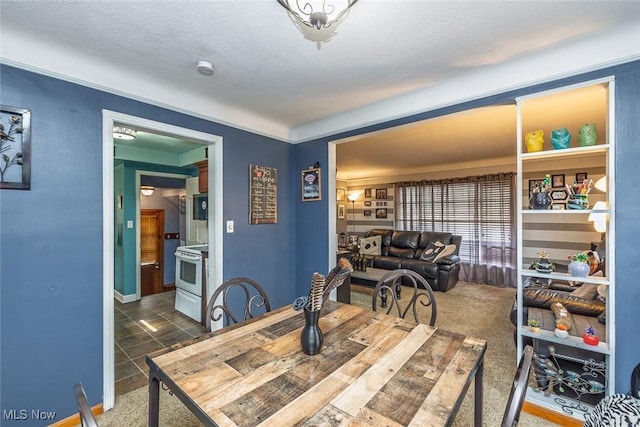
<box><xmin>3</xmin><ymin>409</ymin><xmax>56</xmax><ymax>421</ymax></box>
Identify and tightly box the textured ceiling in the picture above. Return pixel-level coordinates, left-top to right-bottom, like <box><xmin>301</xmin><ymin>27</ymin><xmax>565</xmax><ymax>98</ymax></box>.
<box><xmin>2</xmin><ymin>1</ymin><xmax>640</xmax><ymax>179</ymax></box>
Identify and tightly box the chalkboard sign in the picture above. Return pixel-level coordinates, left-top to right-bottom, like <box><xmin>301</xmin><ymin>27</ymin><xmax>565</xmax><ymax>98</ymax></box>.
<box><xmin>249</xmin><ymin>164</ymin><xmax>278</xmax><ymax>224</ymax></box>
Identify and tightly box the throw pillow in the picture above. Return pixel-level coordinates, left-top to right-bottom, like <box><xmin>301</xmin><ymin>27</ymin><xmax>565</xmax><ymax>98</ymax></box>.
<box><xmin>420</xmin><ymin>241</ymin><xmax>445</xmax><ymax>262</ymax></box>
<box><xmin>359</xmin><ymin>235</ymin><xmax>382</xmax><ymax>255</ymax></box>
<box><xmin>434</xmin><ymin>244</ymin><xmax>457</xmax><ymax>262</ymax></box>
<box><xmin>570</xmin><ymin>283</ymin><xmax>599</xmax><ymax>300</ymax></box>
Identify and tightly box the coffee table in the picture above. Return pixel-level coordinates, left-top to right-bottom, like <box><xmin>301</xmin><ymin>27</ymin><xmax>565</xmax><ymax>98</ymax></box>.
<box><xmin>350</xmin><ymin>267</ymin><xmax>401</xmax><ymax>307</ymax></box>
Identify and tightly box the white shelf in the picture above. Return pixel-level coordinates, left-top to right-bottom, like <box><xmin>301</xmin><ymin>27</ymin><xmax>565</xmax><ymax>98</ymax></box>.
<box><xmin>522</xmin><ymin>208</ymin><xmax>609</xmax><ymax>215</ymax></box>
<box><xmin>521</xmin><ymin>328</ymin><xmax>610</xmax><ymax>355</ymax></box>
<box><xmin>521</xmin><ymin>143</ymin><xmax>610</xmax><ymax>160</ymax></box>
<box><xmin>525</xmin><ymin>387</ymin><xmax>592</xmax><ymax>423</ymax></box>
<box><xmin>521</xmin><ymin>269</ymin><xmax>610</xmax><ymax>286</ymax></box>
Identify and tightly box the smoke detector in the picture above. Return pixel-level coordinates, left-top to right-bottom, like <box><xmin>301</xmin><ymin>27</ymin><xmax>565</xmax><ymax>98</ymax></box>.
<box><xmin>197</xmin><ymin>60</ymin><xmax>214</xmax><ymax>76</ymax></box>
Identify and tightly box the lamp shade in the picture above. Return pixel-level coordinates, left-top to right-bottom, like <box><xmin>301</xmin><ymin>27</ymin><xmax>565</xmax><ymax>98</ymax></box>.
<box><xmin>140</xmin><ymin>185</ymin><xmax>155</xmax><ymax>196</ymax></box>
<box><xmin>347</xmin><ymin>193</ymin><xmax>359</xmax><ymax>202</ymax></box>
<box><xmin>594</xmin><ymin>176</ymin><xmax>606</xmax><ymax>192</ymax></box>
<box><xmin>588</xmin><ymin>201</ymin><xmax>608</xmax><ymax>233</ymax></box>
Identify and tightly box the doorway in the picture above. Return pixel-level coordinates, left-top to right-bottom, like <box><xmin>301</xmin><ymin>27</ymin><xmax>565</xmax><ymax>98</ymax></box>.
<box><xmin>140</xmin><ymin>209</ymin><xmax>164</xmax><ymax>296</ymax></box>
<box><xmin>102</xmin><ymin>110</ymin><xmax>224</xmax><ymax>410</ymax></box>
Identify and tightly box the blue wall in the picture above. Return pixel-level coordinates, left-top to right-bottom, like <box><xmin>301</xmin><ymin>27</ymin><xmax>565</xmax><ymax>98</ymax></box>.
<box><xmin>0</xmin><ymin>64</ymin><xmax>295</xmax><ymax>425</ymax></box>
<box><xmin>295</xmin><ymin>60</ymin><xmax>640</xmax><ymax>396</ymax></box>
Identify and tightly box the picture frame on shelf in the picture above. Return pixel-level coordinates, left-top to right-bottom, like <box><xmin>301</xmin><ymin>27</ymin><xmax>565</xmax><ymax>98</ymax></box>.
<box><xmin>528</xmin><ymin>178</ymin><xmax>544</xmax><ymax>197</ymax></box>
<box><xmin>552</xmin><ymin>203</ymin><xmax>566</xmax><ymax>210</ymax></box>
<box><xmin>376</xmin><ymin>208</ymin><xmax>387</xmax><ymax>218</ymax></box>
<box><xmin>301</xmin><ymin>168</ymin><xmax>321</xmax><ymax>201</ymax></box>
<box><xmin>363</xmin><ymin>209</ymin><xmax>371</xmax><ymax>217</ymax></box>
<box><xmin>337</xmin><ymin>204</ymin><xmax>345</xmax><ymax>219</ymax></box>
<box><xmin>552</xmin><ymin>174</ymin><xmax>565</xmax><ymax>188</ymax></box>
<box><xmin>0</xmin><ymin>105</ymin><xmax>31</xmax><ymax>190</ymax></box>
<box><xmin>336</xmin><ymin>188</ymin><xmax>345</xmax><ymax>201</ymax></box>
<box><xmin>375</xmin><ymin>188</ymin><xmax>387</xmax><ymax>199</ymax></box>
<box><xmin>575</xmin><ymin>172</ymin><xmax>588</xmax><ymax>183</ymax></box>
<box><xmin>551</xmin><ymin>189</ymin><xmax>568</xmax><ymax>200</ymax></box>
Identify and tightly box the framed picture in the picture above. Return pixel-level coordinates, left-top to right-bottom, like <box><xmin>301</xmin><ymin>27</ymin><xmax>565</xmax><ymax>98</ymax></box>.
<box><xmin>552</xmin><ymin>174</ymin><xmax>565</xmax><ymax>188</ymax></box>
<box><xmin>364</xmin><ymin>200</ymin><xmax>372</xmax><ymax>207</ymax></box>
<box><xmin>528</xmin><ymin>178</ymin><xmax>544</xmax><ymax>197</ymax></box>
<box><xmin>552</xmin><ymin>203</ymin><xmax>566</xmax><ymax>210</ymax></box>
<box><xmin>364</xmin><ymin>188</ymin><xmax>372</xmax><ymax>198</ymax></box>
<box><xmin>301</xmin><ymin>168</ymin><xmax>321</xmax><ymax>201</ymax></box>
<box><xmin>348</xmin><ymin>234</ymin><xmax>359</xmax><ymax>245</ymax></box>
<box><xmin>551</xmin><ymin>189</ymin><xmax>568</xmax><ymax>200</ymax></box>
<box><xmin>337</xmin><ymin>204</ymin><xmax>345</xmax><ymax>219</ymax></box>
<box><xmin>336</xmin><ymin>188</ymin><xmax>345</xmax><ymax>201</ymax></box>
<box><xmin>0</xmin><ymin>105</ymin><xmax>31</xmax><ymax>190</ymax></box>
<box><xmin>376</xmin><ymin>208</ymin><xmax>387</xmax><ymax>218</ymax></box>
<box><xmin>363</xmin><ymin>209</ymin><xmax>372</xmax><ymax>216</ymax></box>
<box><xmin>376</xmin><ymin>188</ymin><xmax>387</xmax><ymax>199</ymax></box>
<box><xmin>576</xmin><ymin>172</ymin><xmax>588</xmax><ymax>183</ymax></box>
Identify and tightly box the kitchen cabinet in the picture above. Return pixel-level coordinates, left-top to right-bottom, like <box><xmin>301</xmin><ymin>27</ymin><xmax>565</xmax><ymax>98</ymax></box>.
<box><xmin>195</xmin><ymin>159</ymin><xmax>208</xmax><ymax>193</ymax></box>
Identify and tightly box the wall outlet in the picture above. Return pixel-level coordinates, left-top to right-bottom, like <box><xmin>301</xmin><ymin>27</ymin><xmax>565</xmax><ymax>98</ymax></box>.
<box><xmin>127</xmin><ymin>220</ymin><xmax>133</xmax><ymax>229</ymax></box>
<box><xmin>226</xmin><ymin>220</ymin><xmax>234</xmax><ymax>233</ymax></box>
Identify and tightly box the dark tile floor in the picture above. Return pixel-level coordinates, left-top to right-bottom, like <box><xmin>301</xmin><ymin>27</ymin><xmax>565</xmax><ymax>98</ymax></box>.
<box><xmin>114</xmin><ymin>290</ymin><xmax>206</xmax><ymax>397</ymax></box>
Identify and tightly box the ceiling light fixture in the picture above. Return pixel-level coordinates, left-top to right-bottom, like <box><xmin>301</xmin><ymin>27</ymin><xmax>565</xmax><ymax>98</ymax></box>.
<box><xmin>277</xmin><ymin>0</ymin><xmax>358</xmax><ymax>30</ymax></box>
<box><xmin>113</xmin><ymin>126</ymin><xmax>137</xmax><ymax>140</ymax></box>
<box><xmin>197</xmin><ymin>60</ymin><xmax>214</xmax><ymax>76</ymax></box>
<box><xmin>141</xmin><ymin>185</ymin><xmax>155</xmax><ymax>197</ymax></box>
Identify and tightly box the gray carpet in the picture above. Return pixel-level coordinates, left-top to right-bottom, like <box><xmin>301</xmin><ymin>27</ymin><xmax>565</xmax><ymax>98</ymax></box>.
<box><xmin>96</xmin><ymin>282</ymin><xmax>557</xmax><ymax>426</ymax></box>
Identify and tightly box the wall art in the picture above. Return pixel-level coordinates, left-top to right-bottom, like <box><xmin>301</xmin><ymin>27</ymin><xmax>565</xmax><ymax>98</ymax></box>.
<box><xmin>0</xmin><ymin>105</ymin><xmax>31</xmax><ymax>190</ymax></box>
<box><xmin>375</xmin><ymin>188</ymin><xmax>387</xmax><ymax>199</ymax></box>
<box><xmin>249</xmin><ymin>164</ymin><xmax>278</xmax><ymax>224</ymax></box>
<box><xmin>301</xmin><ymin>167</ymin><xmax>321</xmax><ymax>201</ymax></box>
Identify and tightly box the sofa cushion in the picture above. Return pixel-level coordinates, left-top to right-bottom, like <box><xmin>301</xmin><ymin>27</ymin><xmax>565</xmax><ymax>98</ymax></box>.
<box><xmin>371</xmin><ymin>256</ymin><xmax>403</xmax><ymax>270</ymax></box>
<box><xmin>388</xmin><ymin>246</ymin><xmax>417</xmax><ymax>259</ymax></box>
<box><xmin>359</xmin><ymin>235</ymin><xmax>382</xmax><ymax>255</ymax></box>
<box><xmin>364</xmin><ymin>229</ymin><xmax>394</xmax><ymax>255</ymax></box>
<box><xmin>434</xmin><ymin>244</ymin><xmax>457</xmax><ymax>262</ymax></box>
<box><xmin>418</xmin><ymin>232</ymin><xmax>453</xmax><ymax>248</ymax></box>
<box><xmin>390</xmin><ymin>231</ymin><xmax>420</xmax><ymax>250</ymax></box>
<box><xmin>420</xmin><ymin>241</ymin><xmax>445</xmax><ymax>262</ymax></box>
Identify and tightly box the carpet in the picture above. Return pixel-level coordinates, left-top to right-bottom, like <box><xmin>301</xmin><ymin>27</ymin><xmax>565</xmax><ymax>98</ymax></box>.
<box><xmin>95</xmin><ymin>282</ymin><xmax>557</xmax><ymax>426</ymax></box>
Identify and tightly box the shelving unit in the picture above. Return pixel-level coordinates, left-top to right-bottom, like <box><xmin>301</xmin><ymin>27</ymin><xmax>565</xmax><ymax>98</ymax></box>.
<box><xmin>516</xmin><ymin>77</ymin><xmax>615</xmax><ymax>422</ymax></box>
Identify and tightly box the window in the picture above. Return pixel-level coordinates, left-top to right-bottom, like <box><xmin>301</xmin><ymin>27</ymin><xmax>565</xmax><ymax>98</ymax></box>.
<box><xmin>395</xmin><ymin>173</ymin><xmax>515</xmax><ymax>286</ymax></box>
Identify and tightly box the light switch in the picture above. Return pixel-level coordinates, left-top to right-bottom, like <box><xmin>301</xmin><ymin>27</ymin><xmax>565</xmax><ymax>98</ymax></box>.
<box><xmin>127</xmin><ymin>220</ymin><xmax>133</xmax><ymax>229</ymax></box>
<box><xmin>226</xmin><ymin>220</ymin><xmax>234</xmax><ymax>233</ymax></box>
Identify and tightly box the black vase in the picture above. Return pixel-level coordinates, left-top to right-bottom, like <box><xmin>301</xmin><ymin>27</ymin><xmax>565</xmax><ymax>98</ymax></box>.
<box><xmin>300</xmin><ymin>309</ymin><xmax>323</xmax><ymax>355</ymax></box>
<box><xmin>529</xmin><ymin>192</ymin><xmax>552</xmax><ymax>210</ymax></box>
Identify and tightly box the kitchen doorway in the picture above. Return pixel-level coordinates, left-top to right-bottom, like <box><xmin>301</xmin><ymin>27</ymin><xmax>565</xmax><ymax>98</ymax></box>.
<box><xmin>102</xmin><ymin>110</ymin><xmax>224</xmax><ymax>410</ymax></box>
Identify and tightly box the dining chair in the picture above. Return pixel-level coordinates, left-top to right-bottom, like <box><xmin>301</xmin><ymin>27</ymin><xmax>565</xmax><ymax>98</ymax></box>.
<box><xmin>371</xmin><ymin>269</ymin><xmax>437</xmax><ymax>326</ymax></box>
<box><xmin>205</xmin><ymin>277</ymin><xmax>271</xmax><ymax>331</ymax></box>
<box><xmin>73</xmin><ymin>382</ymin><xmax>98</xmax><ymax>427</ymax></box>
<box><xmin>501</xmin><ymin>345</ymin><xmax>534</xmax><ymax>427</ymax></box>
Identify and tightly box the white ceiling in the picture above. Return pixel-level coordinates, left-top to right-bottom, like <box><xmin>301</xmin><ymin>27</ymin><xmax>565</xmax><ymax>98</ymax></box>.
<box><xmin>2</xmin><ymin>1</ymin><xmax>640</xmax><ymax>179</ymax></box>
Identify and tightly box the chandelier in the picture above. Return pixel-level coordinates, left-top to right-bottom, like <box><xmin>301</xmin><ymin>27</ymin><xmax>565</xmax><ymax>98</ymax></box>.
<box><xmin>277</xmin><ymin>0</ymin><xmax>359</xmax><ymax>30</ymax></box>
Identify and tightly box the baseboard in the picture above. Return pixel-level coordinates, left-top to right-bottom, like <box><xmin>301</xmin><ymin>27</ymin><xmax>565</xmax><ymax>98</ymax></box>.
<box><xmin>523</xmin><ymin>401</ymin><xmax>583</xmax><ymax>427</ymax></box>
<box><xmin>48</xmin><ymin>404</ymin><xmax>103</xmax><ymax>427</ymax></box>
<box><xmin>114</xmin><ymin>289</ymin><xmax>137</xmax><ymax>303</ymax></box>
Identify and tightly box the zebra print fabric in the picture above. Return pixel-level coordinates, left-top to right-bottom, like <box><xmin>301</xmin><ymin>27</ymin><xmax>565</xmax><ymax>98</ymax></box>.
<box><xmin>583</xmin><ymin>393</ymin><xmax>640</xmax><ymax>427</ymax></box>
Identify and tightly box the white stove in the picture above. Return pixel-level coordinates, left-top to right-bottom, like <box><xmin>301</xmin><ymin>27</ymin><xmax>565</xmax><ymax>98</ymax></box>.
<box><xmin>174</xmin><ymin>244</ymin><xmax>210</xmax><ymax>323</ymax></box>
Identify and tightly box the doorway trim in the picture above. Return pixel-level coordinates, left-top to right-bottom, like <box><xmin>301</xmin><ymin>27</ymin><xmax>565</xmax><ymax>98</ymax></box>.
<box><xmin>102</xmin><ymin>110</ymin><xmax>223</xmax><ymax>410</ymax></box>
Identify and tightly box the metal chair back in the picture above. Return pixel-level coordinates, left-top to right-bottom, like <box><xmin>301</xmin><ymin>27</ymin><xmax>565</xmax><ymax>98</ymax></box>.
<box><xmin>501</xmin><ymin>345</ymin><xmax>534</xmax><ymax>427</ymax></box>
<box><xmin>371</xmin><ymin>269</ymin><xmax>437</xmax><ymax>326</ymax></box>
<box><xmin>205</xmin><ymin>277</ymin><xmax>271</xmax><ymax>331</ymax></box>
<box><xmin>73</xmin><ymin>382</ymin><xmax>98</xmax><ymax>427</ymax></box>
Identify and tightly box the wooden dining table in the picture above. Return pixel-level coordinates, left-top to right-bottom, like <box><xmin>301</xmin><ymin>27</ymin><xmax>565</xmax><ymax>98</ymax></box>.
<box><xmin>146</xmin><ymin>300</ymin><xmax>487</xmax><ymax>427</ymax></box>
